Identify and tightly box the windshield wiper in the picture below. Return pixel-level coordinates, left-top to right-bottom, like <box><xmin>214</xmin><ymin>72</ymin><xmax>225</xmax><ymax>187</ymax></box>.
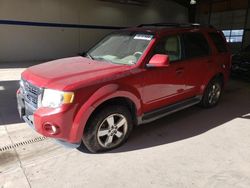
<box><xmin>79</xmin><ymin>52</ymin><xmax>94</xmax><ymax>60</ymax></box>
<box><xmin>86</xmin><ymin>53</ymin><xmax>94</xmax><ymax>60</ymax></box>
<box><xmin>93</xmin><ymin>57</ymin><xmax>114</xmax><ymax>64</ymax></box>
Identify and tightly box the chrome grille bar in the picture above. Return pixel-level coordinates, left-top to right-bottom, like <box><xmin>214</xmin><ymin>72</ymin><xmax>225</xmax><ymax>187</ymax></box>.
<box><xmin>20</xmin><ymin>79</ymin><xmax>42</xmax><ymax>108</ymax></box>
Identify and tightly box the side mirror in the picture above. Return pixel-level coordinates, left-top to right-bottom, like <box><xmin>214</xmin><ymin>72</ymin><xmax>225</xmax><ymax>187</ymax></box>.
<box><xmin>147</xmin><ymin>54</ymin><xmax>170</xmax><ymax>68</ymax></box>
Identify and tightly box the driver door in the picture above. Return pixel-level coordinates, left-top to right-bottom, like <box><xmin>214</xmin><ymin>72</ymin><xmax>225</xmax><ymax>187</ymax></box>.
<box><xmin>142</xmin><ymin>34</ymin><xmax>190</xmax><ymax>113</ymax></box>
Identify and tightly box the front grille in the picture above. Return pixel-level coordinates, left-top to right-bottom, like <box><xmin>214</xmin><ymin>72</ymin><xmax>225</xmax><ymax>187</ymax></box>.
<box><xmin>20</xmin><ymin>79</ymin><xmax>42</xmax><ymax>108</ymax></box>
<box><xmin>26</xmin><ymin>83</ymin><xmax>40</xmax><ymax>96</ymax></box>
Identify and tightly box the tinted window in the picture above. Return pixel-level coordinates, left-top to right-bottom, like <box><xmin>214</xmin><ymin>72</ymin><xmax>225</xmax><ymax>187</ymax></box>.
<box><xmin>183</xmin><ymin>33</ymin><xmax>210</xmax><ymax>59</ymax></box>
<box><xmin>209</xmin><ymin>32</ymin><xmax>228</xmax><ymax>53</ymax></box>
<box><xmin>153</xmin><ymin>35</ymin><xmax>181</xmax><ymax>62</ymax></box>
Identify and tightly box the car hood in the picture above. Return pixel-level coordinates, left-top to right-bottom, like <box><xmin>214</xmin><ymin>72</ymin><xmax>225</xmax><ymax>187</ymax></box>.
<box><xmin>22</xmin><ymin>56</ymin><xmax>133</xmax><ymax>90</ymax></box>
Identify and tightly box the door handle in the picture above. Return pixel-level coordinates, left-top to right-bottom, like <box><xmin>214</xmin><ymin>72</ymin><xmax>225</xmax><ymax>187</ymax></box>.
<box><xmin>176</xmin><ymin>68</ymin><xmax>184</xmax><ymax>74</ymax></box>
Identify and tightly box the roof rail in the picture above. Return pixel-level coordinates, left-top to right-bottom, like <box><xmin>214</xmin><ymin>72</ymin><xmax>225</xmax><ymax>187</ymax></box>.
<box><xmin>137</xmin><ymin>23</ymin><xmax>214</xmax><ymax>28</ymax></box>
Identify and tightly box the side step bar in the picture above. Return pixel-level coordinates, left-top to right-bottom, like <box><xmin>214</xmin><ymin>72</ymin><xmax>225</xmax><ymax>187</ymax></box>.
<box><xmin>139</xmin><ymin>96</ymin><xmax>202</xmax><ymax>124</ymax></box>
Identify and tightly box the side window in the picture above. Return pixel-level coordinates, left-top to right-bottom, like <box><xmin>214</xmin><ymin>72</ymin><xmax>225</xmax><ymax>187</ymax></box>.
<box><xmin>153</xmin><ymin>35</ymin><xmax>181</xmax><ymax>62</ymax></box>
<box><xmin>182</xmin><ymin>32</ymin><xmax>210</xmax><ymax>59</ymax></box>
<box><xmin>209</xmin><ymin>32</ymin><xmax>228</xmax><ymax>53</ymax></box>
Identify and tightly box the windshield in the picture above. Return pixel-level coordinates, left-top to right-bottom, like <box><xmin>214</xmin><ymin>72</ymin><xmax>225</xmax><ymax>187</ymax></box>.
<box><xmin>88</xmin><ymin>32</ymin><xmax>154</xmax><ymax>65</ymax></box>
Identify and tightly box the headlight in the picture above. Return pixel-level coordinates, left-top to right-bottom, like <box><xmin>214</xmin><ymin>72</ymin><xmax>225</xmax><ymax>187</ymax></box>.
<box><xmin>41</xmin><ymin>89</ymin><xmax>74</xmax><ymax>108</ymax></box>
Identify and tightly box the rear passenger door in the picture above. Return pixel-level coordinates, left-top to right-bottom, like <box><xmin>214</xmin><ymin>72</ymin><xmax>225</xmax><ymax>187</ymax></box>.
<box><xmin>180</xmin><ymin>32</ymin><xmax>212</xmax><ymax>96</ymax></box>
<box><xmin>208</xmin><ymin>32</ymin><xmax>231</xmax><ymax>79</ymax></box>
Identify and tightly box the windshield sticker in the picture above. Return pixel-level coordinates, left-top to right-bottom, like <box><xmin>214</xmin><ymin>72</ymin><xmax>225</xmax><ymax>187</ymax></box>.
<box><xmin>134</xmin><ymin>34</ymin><xmax>153</xmax><ymax>41</ymax></box>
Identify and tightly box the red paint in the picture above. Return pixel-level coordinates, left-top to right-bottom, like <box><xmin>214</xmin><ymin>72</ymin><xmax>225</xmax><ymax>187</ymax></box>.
<box><xmin>19</xmin><ymin>26</ymin><xmax>231</xmax><ymax>144</ymax></box>
<box><xmin>147</xmin><ymin>54</ymin><xmax>170</xmax><ymax>67</ymax></box>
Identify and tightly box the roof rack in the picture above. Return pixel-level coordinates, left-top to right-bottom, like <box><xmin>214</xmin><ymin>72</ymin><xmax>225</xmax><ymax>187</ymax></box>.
<box><xmin>137</xmin><ymin>23</ymin><xmax>214</xmax><ymax>28</ymax></box>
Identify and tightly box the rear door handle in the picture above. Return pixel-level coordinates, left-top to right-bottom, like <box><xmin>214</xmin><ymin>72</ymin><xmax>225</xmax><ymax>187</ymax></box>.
<box><xmin>176</xmin><ymin>68</ymin><xmax>184</xmax><ymax>74</ymax></box>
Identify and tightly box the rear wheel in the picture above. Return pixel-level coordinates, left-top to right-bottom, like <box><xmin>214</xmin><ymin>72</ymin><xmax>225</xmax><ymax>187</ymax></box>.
<box><xmin>82</xmin><ymin>105</ymin><xmax>133</xmax><ymax>153</ymax></box>
<box><xmin>201</xmin><ymin>78</ymin><xmax>223</xmax><ymax>108</ymax></box>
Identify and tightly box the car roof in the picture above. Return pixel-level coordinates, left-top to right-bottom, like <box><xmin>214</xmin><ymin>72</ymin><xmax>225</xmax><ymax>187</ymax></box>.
<box><xmin>121</xmin><ymin>23</ymin><xmax>219</xmax><ymax>36</ymax></box>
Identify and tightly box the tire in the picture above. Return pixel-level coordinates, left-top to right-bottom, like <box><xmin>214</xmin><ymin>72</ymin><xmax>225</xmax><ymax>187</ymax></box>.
<box><xmin>200</xmin><ymin>78</ymin><xmax>223</xmax><ymax>108</ymax></box>
<box><xmin>82</xmin><ymin>105</ymin><xmax>133</xmax><ymax>153</ymax></box>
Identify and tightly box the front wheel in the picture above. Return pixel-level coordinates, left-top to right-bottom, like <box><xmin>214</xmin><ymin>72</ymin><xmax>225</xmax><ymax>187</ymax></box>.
<box><xmin>82</xmin><ymin>105</ymin><xmax>133</xmax><ymax>153</ymax></box>
<box><xmin>200</xmin><ymin>78</ymin><xmax>223</xmax><ymax>108</ymax></box>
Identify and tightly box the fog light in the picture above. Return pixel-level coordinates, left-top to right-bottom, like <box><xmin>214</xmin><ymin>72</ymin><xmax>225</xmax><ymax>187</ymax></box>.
<box><xmin>43</xmin><ymin>123</ymin><xmax>60</xmax><ymax>135</ymax></box>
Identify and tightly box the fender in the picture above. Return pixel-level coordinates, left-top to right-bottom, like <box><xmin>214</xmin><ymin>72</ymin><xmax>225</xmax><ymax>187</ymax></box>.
<box><xmin>68</xmin><ymin>84</ymin><xmax>142</xmax><ymax>143</ymax></box>
<box><xmin>199</xmin><ymin>67</ymin><xmax>227</xmax><ymax>95</ymax></box>
<box><xmin>200</xmin><ymin>56</ymin><xmax>230</xmax><ymax>95</ymax></box>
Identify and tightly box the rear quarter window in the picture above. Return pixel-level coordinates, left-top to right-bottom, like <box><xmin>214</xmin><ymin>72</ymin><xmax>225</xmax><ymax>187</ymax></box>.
<box><xmin>182</xmin><ymin>32</ymin><xmax>210</xmax><ymax>59</ymax></box>
<box><xmin>208</xmin><ymin>32</ymin><xmax>228</xmax><ymax>53</ymax></box>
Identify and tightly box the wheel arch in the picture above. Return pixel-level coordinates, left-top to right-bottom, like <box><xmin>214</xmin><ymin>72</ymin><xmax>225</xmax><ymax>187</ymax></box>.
<box><xmin>69</xmin><ymin>84</ymin><xmax>142</xmax><ymax>143</ymax></box>
<box><xmin>84</xmin><ymin>97</ymin><xmax>138</xmax><ymax>131</ymax></box>
<box><xmin>201</xmin><ymin>72</ymin><xmax>225</xmax><ymax>94</ymax></box>
<box><xmin>210</xmin><ymin>73</ymin><xmax>225</xmax><ymax>87</ymax></box>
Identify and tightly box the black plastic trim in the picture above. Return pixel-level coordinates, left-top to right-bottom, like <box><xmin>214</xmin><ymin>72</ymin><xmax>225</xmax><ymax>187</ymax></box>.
<box><xmin>140</xmin><ymin>96</ymin><xmax>202</xmax><ymax>124</ymax></box>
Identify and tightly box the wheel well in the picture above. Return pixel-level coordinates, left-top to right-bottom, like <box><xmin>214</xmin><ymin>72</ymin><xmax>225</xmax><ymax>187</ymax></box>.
<box><xmin>214</xmin><ymin>73</ymin><xmax>224</xmax><ymax>87</ymax></box>
<box><xmin>84</xmin><ymin>97</ymin><xmax>137</xmax><ymax>132</ymax></box>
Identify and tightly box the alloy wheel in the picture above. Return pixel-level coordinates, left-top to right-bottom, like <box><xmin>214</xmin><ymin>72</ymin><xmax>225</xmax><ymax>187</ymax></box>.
<box><xmin>97</xmin><ymin>114</ymin><xmax>128</xmax><ymax>148</ymax></box>
<box><xmin>208</xmin><ymin>83</ymin><xmax>221</xmax><ymax>105</ymax></box>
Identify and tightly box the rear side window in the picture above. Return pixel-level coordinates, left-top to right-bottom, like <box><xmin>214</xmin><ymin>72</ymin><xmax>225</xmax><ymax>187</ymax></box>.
<box><xmin>182</xmin><ymin>32</ymin><xmax>210</xmax><ymax>59</ymax></box>
<box><xmin>209</xmin><ymin>32</ymin><xmax>228</xmax><ymax>53</ymax></box>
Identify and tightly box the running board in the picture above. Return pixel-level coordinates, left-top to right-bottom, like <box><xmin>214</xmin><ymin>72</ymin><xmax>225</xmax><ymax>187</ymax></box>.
<box><xmin>139</xmin><ymin>96</ymin><xmax>202</xmax><ymax>124</ymax></box>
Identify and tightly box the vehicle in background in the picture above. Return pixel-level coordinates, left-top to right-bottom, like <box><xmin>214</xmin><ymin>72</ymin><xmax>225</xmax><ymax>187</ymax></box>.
<box><xmin>232</xmin><ymin>45</ymin><xmax>250</xmax><ymax>80</ymax></box>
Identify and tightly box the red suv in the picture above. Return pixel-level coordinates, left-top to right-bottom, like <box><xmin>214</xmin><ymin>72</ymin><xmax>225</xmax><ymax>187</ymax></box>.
<box><xmin>17</xmin><ymin>23</ymin><xmax>231</xmax><ymax>153</ymax></box>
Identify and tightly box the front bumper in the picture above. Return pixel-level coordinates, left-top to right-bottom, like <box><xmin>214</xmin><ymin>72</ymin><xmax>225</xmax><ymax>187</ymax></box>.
<box><xmin>17</xmin><ymin>89</ymin><xmax>81</xmax><ymax>147</ymax></box>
